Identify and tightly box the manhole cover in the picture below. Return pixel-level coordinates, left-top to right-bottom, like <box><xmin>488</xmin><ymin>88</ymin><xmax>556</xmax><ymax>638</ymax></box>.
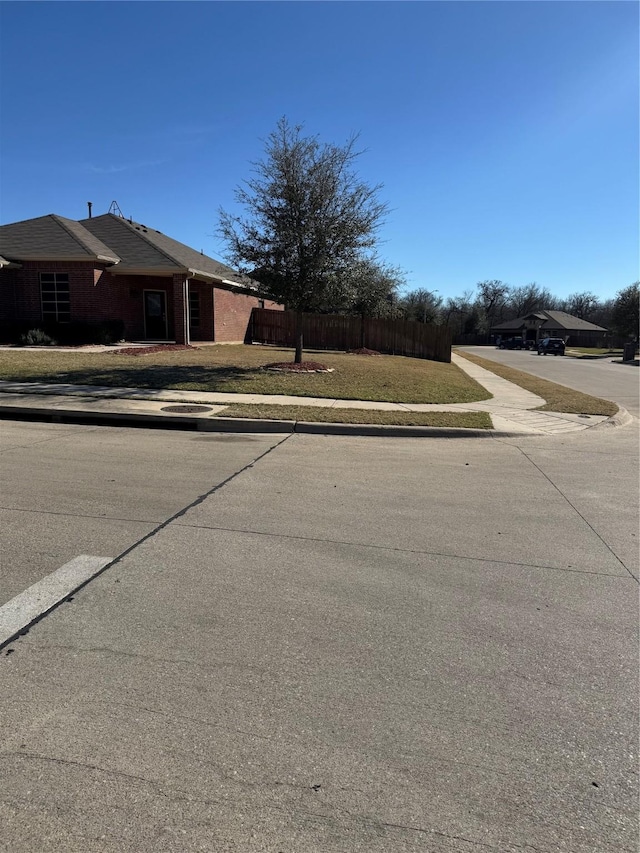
<box><xmin>161</xmin><ymin>405</ymin><xmax>213</xmax><ymax>414</ymax></box>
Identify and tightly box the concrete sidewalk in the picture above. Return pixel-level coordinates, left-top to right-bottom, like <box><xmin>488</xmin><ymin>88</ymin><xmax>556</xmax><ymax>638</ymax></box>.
<box><xmin>0</xmin><ymin>352</ymin><xmax>620</xmax><ymax>436</ymax></box>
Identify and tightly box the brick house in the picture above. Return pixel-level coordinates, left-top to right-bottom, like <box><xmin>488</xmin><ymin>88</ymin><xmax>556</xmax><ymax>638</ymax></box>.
<box><xmin>0</xmin><ymin>212</ymin><xmax>282</xmax><ymax>344</ymax></box>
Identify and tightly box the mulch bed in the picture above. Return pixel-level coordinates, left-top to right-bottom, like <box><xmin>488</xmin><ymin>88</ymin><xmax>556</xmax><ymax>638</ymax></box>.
<box><xmin>113</xmin><ymin>345</ymin><xmax>196</xmax><ymax>356</ymax></box>
<box><xmin>347</xmin><ymin>347</ymin><xmax>382</xmax><ymax>356</ymax></box>
<box><xmin>264</xmin><ymin>361</ymin><xmax>334</xmax><ymax>373</ymax></box>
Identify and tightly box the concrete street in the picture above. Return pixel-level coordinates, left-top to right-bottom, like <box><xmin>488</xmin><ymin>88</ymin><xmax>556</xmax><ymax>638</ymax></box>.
<box><xmin>0</xmin><ymin>359</ymin><xmax>638</xmax><ymax>851</ymax></box>
<box><xmin>460</xmin><ymin>346</ymin><xmax>640</xmax><ymax>418</ymax></box>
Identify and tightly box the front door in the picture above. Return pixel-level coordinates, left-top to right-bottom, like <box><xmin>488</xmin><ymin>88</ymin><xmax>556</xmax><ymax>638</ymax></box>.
<box><xmin>144</xmin><ymin>290</ymin><xmax>168</xmax><ymax>339</ymax></box>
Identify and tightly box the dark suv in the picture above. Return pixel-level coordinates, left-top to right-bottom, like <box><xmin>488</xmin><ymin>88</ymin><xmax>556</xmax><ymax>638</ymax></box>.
<box><xmin>537</xmin><ymin>337</ymin><xmax>565</xmax><ymax>356</ymax></box>
<box><xmin>499</xmin><ymin>337</ymin><xmax>525</xmax><ymax>350</ymax></box>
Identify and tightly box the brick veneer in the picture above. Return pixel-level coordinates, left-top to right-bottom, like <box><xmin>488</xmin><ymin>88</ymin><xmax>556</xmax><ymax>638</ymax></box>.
<box><xmin>189</xmin><ymin>282</ymin><xmax>214</xmax><ymax>342</ymax></box>
<box><xmin>98</xmin><ymin>272</ymin><xmax>174</xmax><ymax>340</ymax></box>
<box><xmin>214</xmin><ymin>289</ymin><xmax>282</xmax><ymax>343</ymax></box>
<box><xmin>0</xmin><ymin>262</ymin><xmax>282</xmax><ymax>342</ymax></box>
<box><xmin>0</xmin><ymin>261</ymin><xmax>108</xmax><ymax>325</ymax></box>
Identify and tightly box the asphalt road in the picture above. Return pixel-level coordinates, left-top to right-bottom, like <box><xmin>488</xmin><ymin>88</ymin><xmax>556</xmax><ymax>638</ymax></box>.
<box><xmin>460</xmin><ymin>346</ymin><xmax>640</xmax><ymax>417</ymax></box>
<box><xmin>1</xmin><ymin>414</ymin><xmax>638</xmax><ymax>852</ymax></box>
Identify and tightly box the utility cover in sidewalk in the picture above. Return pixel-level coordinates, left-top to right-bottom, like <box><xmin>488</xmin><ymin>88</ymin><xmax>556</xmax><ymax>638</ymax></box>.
<box><xmin>161</xmin><ymin>405</ymin><xmax>213</xmax><ymax>414</ymax></box>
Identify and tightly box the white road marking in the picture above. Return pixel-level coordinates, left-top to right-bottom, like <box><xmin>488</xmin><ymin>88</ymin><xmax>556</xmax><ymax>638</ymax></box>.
<box><xmin>0</xmin><ymin>555</ymin><xmax>112</xmax><ymax>646</ymax></box>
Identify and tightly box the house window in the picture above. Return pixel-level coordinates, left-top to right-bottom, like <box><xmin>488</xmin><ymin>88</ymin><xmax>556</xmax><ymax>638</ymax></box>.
<box><xmin>40</xmin><ymin>273</ymin><xmax>70</xmax><ymax>322</ymax></box>
<box><xmin>189</xmin><ymin>289</ymin><xmax>200</xmax><ymax>327</ymax></box>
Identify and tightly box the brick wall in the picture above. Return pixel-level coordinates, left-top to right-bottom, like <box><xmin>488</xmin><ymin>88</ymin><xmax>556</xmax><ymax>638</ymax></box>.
<box><xmin>189</xmin><ymin>282</ymin><xmax>214</xmax><ymax>342</ymax></box>
<box><xmin>0</xmin><ymin>262</ymin><xmax>283</xmax><ymax>343</ymax></box>
<box><xmin>0</xmin><ymin>261</ymin><xmax>108</xmax><ymax>326</ymax></box>
<box><xmin>97</xmin><ymin>272</ymin><xmax>176</xmax><ymax>340</ymax></box>
<box><xmin>0</xmin><ymin>268</ymin><xmax>21</xmax><ymax>321</ymax></box>
<box><xmin>213</xmin><ymin>288</ymin><xmax>283</xmax><ymax>343</ymax></box>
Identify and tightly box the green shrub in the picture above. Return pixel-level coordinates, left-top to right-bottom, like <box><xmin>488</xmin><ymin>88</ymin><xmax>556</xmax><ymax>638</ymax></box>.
<box><xmin>20</xmin><ymin>328</ymin><xmax>58</xmax><ymax>346</ymax></box>
<box><xmin>2</xmin><ymin>319</ymin><xmax>126</xmax><ymax>346</ymax></box>
<box><xmin>52</xmin><ymin>319</ymin><xmax>125</xmax><ymax>345</ymax></box>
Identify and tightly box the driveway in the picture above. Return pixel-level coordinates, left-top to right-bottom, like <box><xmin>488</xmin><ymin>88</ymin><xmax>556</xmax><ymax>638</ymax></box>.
<box><xmin>459</xmin><ymin>346</ymin><xmax>640</xmax><ymax>418</ymax></box>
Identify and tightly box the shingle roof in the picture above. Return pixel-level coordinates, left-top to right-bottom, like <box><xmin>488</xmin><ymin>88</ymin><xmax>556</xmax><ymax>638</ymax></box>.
<box><xmin>79</xmin><ymin>214</ymin><xmax>252</xmax><ymax>287</ymax></box>
<box><xmin>491</xmin><ymin>310</ymin><xmax>606</xmax><ymax>332</ymax></box>
<box><xmin>0</xmin><ymin>214</ymin><xmax>120</xmax><ymax>263</ymax></box>
<box><xmin>541</xmin><ymin>310</ymin><xmax>607</xmax><ymax>332</ymax></box>
<box><xmin>0</xmin><ymin>211</ymin><xmax>260</xmax><ymax>292</ymax></box>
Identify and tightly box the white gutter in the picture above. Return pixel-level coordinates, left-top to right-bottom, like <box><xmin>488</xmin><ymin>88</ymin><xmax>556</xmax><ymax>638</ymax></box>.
<box><xmin>222</xmin><ymin>277</ymin><xmax>258</xmax><ymax>292</ymax></box>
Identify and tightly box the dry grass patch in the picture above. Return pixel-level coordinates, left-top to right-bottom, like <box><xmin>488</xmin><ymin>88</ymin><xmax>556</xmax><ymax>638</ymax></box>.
<box><xmin>457</xmin><ymin>351</ymin><xmax>618</xmax><ymax>416</ymax></box>
<box><xmin>565</xmin><ymin>347</ymin><xmax>623</xmax><ymax>357</ymax></box>
<box><xmin>0</xmin><ymin>345</ymin><xmax>490</xmax><ymax>405</ymax></box>
<box><xmin>220</xmin><ymin>404</ymin><xmax>493</xmax><ymax>428</ymax></box>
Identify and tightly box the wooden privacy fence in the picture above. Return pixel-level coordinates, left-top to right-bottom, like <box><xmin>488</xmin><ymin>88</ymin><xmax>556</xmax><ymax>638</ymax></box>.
<box><xmin>250</xmin><ymin>309</ymin><xmax>452</xmax><ymax>363</ymax></box>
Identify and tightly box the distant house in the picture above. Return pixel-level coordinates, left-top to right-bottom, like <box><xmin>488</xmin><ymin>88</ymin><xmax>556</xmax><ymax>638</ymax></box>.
<box><xmin>491</xmin><ymin>310</ymin><xmax>608</xmax><ymax>347</ymax></box>
<box><xmin>0</xmin><ymin>212</ymin><xmax>282</xmax><ymax>344</ymax></box>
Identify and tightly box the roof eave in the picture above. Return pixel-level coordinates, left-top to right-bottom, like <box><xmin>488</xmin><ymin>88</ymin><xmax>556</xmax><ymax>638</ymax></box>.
<box><xmin>107</xmin><ymin>267</ymin><xmax>181</xmax><ymax>277</ymax></box>
<box><xmin>188</xmin><ymin>270</ymin><xmax>259</xmax><ymax>293</ymax></box>
<box><xmin>0</xmin><ymin>254</ymin><xmax>119</xmax><ymax>264</ymax></box>
<box><xmin>220</xmin><ymin>276</ymin><xmax>258</xmax><ymax>292</ymax></box>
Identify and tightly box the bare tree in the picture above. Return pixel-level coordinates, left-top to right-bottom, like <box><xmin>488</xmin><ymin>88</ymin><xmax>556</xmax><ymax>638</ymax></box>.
<box><xmin>476</xmin><ymin>280</ymin><xmax>509</xmax><ymax>331</ymax></box>
<box><xmin>219</xmin><ymin>118</ymin><xmax>388</xmax><ymax>362</ymax></box>
<box><xmin>442</xmin><ymin>291</ymin><xmax>475</xmax><ymax>336</ymax></box>
<box><xmin>561</xmin><ymin>291</ymin><xmax>600</xmax><ymax>320</ymax></box>
<box><xmin>340</xmin><ymin>257</ymin><xmax>405</xmax><ymax>347</ymax></box>
<box><xmin>507</xmin><ymin>283</ymin><xmax>546</xmax><ymax>318</ymax></box>
<box><xmin>399</xmin><ymin>288</ymin><xmax>443</xmax><ymax>324</ymax></box>
<box><xmin>590</xmin><ymin>298</ymin><xmax>614</xmax><ymax>331</ymax></box>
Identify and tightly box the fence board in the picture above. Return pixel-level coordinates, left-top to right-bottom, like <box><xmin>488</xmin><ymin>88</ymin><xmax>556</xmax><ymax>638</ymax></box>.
<box><xmin>251</xmin><ymin>310</ymin><xmax>452</xmax><ymax>362</ymax></box>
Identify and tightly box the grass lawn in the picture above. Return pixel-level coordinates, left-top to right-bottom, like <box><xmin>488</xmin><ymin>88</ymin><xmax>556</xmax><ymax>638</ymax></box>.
<box><xmin>457</xmin><ymin>351</ymin><xmax>618</xmax><ymax>416</ymax></box>
<box><xmin>0</xmin><ymin>344</ymin><xmax>491</xmax><ymax>405</ymax></box>
<box><xmin>219</xmin><ymin>404</ymin><xmax>492</xmax><ymax>428</ymax></box>
<box><xmin>566</xmin><ymin>347</ymin><xmax>624</xmax><ymax>357</ymax></box>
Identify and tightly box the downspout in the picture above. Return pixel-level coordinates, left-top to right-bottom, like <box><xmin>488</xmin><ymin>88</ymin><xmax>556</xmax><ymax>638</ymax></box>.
<box><xmin>184</xmin><ymin>277</ymin><xmax>191</xmax><ymax>346</ymax></box>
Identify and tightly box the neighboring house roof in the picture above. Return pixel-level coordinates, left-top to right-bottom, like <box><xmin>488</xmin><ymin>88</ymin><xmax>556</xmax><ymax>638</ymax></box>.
<box><xmin>79</xmin><ymin>214</ymin><xmax>254</xmax><ymax>289</ymax></box>
<box><xmin>491</xmin><ymin>310</ymin><xmax>607</xmax><ymax>333</ymax></box>
<box><xmin>0</xmin><ymin>214</ymin><xmax>121</xmax><ymax>263</ymax></box>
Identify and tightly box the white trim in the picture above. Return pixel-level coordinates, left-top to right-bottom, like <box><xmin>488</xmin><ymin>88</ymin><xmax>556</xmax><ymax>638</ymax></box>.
<box><xmin>184</xmin><ymin>278</ymin><xmax>191</xmax><ymax>346</ymax></box>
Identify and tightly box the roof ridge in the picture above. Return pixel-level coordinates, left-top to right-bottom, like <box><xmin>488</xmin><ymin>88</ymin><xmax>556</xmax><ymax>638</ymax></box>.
<box><xmin>50</xmin><ymin>214</ymin><xmax>95</xmax><ymax>256</ymax></box>
<box><xmin>108</xmin><ymin>214</ymin><xmax>187</xmax><ymax>270</ymax></box>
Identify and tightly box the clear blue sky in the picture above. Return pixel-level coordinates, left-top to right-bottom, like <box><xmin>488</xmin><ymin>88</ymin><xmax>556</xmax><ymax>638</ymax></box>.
<box><xmin>1</xmin><ymin>1</ymin><xmax>637</xmax><ymax>302</ymax></box>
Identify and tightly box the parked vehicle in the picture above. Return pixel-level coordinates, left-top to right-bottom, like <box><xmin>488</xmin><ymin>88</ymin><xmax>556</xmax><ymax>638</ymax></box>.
<box><xmin>499</xmin><ymin>337</ymin><xmax>525</xmax><ymax>350</ymax></box>
<box><xmin>537</xmin><ymin>337</ymin><xmax>565</xmax><ymax>356</ymax></box>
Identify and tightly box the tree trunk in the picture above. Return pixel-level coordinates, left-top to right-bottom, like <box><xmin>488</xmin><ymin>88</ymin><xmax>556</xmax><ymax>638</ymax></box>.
<box><xmin>360</xmin><ymin>314</ymin><xmax>366</xmax><ymax>349</ymax></box>
<box><xmin>294</xmin><ymin>311</ymin><xmax>304</xmax><ymax>364</ymax></box>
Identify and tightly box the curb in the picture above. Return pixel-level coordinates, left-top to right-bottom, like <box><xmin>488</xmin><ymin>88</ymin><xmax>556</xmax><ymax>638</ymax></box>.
<box><xmin>0</xmin><ymin>404</ymin><xmax>503</xmax><ymax>438</ymax></box>
<box><xmin>590</xmin><ymin>406</ymin><xmax>633</xmax><ymax>431</ymax></box>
